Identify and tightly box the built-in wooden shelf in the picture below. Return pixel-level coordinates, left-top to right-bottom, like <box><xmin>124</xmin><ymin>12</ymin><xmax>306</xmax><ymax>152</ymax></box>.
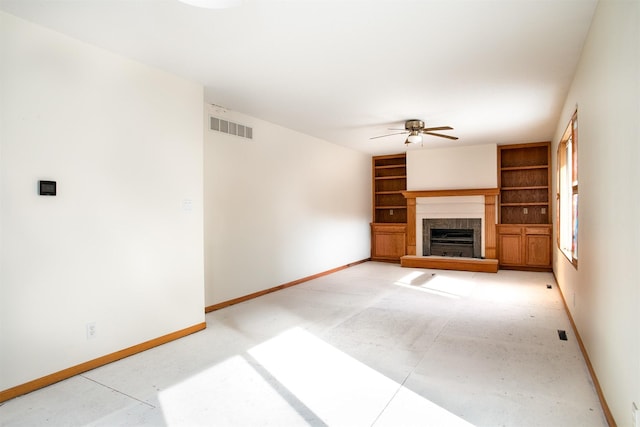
<box><xmin>500</xmin><ymin>202</ymin><xmax>549</xmax><ymax>207</ymax></box>
<box><xmin>498</xmin><ymin>142</ymin><xmax>551</xmax><ymax>225</ymax></box>
<box><xmin>497</xmin><ymin>142</ymin><xmax>552</xmax><ymax>271</ymax></box>
<box><xmin>372</xmin><ymin>153</ymin><xmax>407</xmax><ymax>225</ymax></box>
<box><xmin>501</xmin><ymin>186</ymin><xmax>548</xmax><ymax>190</ymax></box>
<box><xmin>500</xmin><ymin>165</ymin><xmax>548</xmax><ymax>171</ymax></box>
<box><xmin>371</xmin><ymin>153</ymin><xmax>407</xmax><ymax>262</ymax></box>
<box><xmin>375</xmin><ymin>175</ymin><xmax>406</xmax><ymax>180</ymax></box>
<box><xmin>375</xmin><ymin>164</ymin><xmax>403</xmax><ymax>169</ymax></box>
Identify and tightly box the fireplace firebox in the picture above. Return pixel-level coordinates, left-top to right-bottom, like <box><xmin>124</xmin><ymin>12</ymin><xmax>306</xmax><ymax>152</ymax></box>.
<box><xmin>430</xmin><ymin>229</ymin><xmax>474</xmax><ymax>257</ymax></box>
<box><xmin>423</xmin><ymin>218</ymin><xmax>482</xmax><ymax>258</ymax></box>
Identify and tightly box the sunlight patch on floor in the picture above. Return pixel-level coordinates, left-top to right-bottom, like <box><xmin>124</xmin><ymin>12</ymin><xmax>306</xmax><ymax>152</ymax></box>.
<box><xmin>248</xmin><ymin>327</ymin><xmax>474</xmax><ymax>426</ymax></box>
<box><xmin>157</xmin><ymin>355</ymin><xmax>310</xmax><ymax>426</ymax></box>
<box><xmin>374</xmin><ymin>386</ymin><xmax>475</xmax><ymax>427</ymax></box>
<box><xmin>394</xmin><ymin>271</ymin><xmax>475</xmax><ymax>299</ymax></box>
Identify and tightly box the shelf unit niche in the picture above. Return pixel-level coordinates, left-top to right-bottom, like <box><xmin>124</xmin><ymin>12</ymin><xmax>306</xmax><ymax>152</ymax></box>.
<box><xmin>371</xmin><ymin>153</ymin><xmax>407</xmax><ymax>262</ymax></box>
<box><xmin>498</xmin><ymin>142</ymin><xmax>550</xmax><ymax>224</ymax></box>
<box><xmin>372</xmin><ymin>153</ymin><xmax>407</xmax><ymax>223</ymax></box>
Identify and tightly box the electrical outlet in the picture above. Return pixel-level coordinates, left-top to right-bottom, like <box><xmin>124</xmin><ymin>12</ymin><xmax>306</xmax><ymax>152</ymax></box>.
<box><xmin>523</xmin><ymin>207</ymin><xmax>528</xmax><ymax>214</ymax></box>
<box><xmin>389</xmin><ymin>209</ymin><xmax>394</xmax><ymax>216</ymax></box>
<box><xmin>541</xmin><ymin>207</ymin><xmax>547</xmax><ymax>214</ymax></box>
<box><xmin>86</xmin><ymin>322</ymin><xmax>97</xmax><ymax>340</ymax></box>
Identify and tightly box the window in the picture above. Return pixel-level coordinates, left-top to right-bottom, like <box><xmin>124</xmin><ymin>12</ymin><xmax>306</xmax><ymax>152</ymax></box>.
<box><xmin>557</xmin><ymin>111</ymin><xmax>578</xmax><ymax>266</ymax></box>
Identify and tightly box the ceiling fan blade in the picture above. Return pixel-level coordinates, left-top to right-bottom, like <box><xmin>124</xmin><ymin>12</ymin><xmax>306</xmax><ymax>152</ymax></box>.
<box><xmin>422</xmin><ymin>126</ymin><xmax>453</xmax><ymax>132</ymax></box>
<box><xmin>423</xmin><ymin>131</ymin><xmax>459</xmax><ymax>140</ymax></box>
<box><xmin>369</xmin><ymin>131</ymin><xmax>409</xmax><ymax>140</ymax></box>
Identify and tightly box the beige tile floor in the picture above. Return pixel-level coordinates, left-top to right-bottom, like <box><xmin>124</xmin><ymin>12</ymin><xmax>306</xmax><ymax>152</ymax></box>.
<box><xmin>0</xmin><ymin>262</ymin><xmax>607</xmax><ymax>426</ymax></box>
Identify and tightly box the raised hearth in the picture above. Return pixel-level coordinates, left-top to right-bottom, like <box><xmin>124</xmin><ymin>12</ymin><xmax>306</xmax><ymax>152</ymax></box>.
<box><xmin>401</xmin><ymin>255</ymin><xmax>499</xmax><ymax>273</ymax></box>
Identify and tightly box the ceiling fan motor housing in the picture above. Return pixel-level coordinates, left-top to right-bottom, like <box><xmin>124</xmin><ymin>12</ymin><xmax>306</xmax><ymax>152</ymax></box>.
<box><xmin>405</xmin><ymin>120</ymin><xmax>425</xmax><ymax>131</ymax></box>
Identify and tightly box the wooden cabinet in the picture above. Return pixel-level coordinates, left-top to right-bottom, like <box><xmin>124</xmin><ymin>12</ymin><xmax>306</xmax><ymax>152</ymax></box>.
<box><xmin>371</xmin><ymin>223</ymin><xmax>407</xmax><ymax>262</ymax></box>
<box><xmin>371</xmin><ymin>154</ymin><xmax>407</xmax><ymax>262</ymax></box>
<box><xmin>498</xmin><ymin>142</ymin><xmax>551</xmax><ymax>224</ymax></box>
<box><xmin>497</xmin><ymin>225</ymin><xmax>552</xmax><ymax>270</ymax></box>
<box><xmin>526</xmin><ymin>233</ymin><xmax>551</xmax><ymax>267</ymax></box>
<box><xmin>498</xmin><ymin>227</ymin><xmax>523</xmax><ymax>265</ymax></box>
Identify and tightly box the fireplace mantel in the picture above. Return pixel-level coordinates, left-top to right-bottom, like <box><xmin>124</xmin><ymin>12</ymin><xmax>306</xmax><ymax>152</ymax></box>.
<box><xmin>401</xmin><ymin>188</ymin><xmax>499</xmax><ymax>272</ymax></box>
<box><xmin>402</xmin><ymin>188</ymin><xmax>500</xmax><ymax>199</ymax></box>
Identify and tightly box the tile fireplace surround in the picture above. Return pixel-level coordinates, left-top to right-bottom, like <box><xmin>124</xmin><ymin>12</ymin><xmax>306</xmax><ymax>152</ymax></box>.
<box><xmin>401</xmin><ymin>188</ymin><xmax>499</xmax><ymax>273</ymax></box>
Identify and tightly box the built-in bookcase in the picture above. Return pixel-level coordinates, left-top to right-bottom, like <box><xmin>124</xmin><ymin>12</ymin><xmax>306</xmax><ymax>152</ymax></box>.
<box><xmin>371</xmin><ymin>153</ymin><xmax>407</xmax><ymax>262</ymax></box>
<box><xmin>372</xmin><ymin>154</ymin><xmax>407</xmax><ymax>223</ymax></box>
<box><xmin>497</xmin><ymin>142</ymin><xmax>552</xmax><ymax>271</ymax></box>
<box><xmin>498</xmin><ymin>142</ymin><xmax>550</xmax><ymax>224</ymax></box>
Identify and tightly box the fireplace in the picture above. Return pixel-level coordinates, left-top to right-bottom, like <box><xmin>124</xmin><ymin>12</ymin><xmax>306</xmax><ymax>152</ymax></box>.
<box><xmin>400</xmin><ymin>189</ymin><xmax>499</xmax><ymax>272</ymax></box>
<box><xmin>423</xmin><ymin>218</ymin><xmax>482</xmax><ymax>258</ymax></box>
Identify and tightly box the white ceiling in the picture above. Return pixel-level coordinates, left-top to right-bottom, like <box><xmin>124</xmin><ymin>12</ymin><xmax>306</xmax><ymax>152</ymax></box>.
<box><xmin>0</xmin><ymin>0</ymin><xmax>597</xmax><ymax>155</ymax></box>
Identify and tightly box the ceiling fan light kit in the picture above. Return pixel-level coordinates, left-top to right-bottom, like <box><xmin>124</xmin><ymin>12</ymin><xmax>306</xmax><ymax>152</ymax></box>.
<box><xmin>406</xmin><ymin>132</ymin><xmax>423</xmax><ymax>144</ymax></box>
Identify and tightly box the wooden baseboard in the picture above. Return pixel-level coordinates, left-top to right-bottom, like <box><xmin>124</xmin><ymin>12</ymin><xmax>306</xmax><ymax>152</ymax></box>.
<box><xmin>400</xmin><ymin>255</ymin><xmax>499</xmax><ymax>273</ymax></box>
<box><xmin>370</xmin><ymin>257</ymin><xmax>401</xmax><ymax>264</ymax></box>
<box><xmin>205</xmin><ymin>258</ymin><xmax>370</xmax><ymax>312</ymax></box>
<box><xmin>553</xmin><ymin>273</ymin><xmax>616</xmax><ymax>426</ymax></box>
<box><xmin>499</xmin><ymin>265</ymin><xmax>553</xmax><ymax>272</ymax></box>
<box><xmin>0</xmin><ymin>322</ymin><xmax>206</xmax><ymax>404</ymax></box>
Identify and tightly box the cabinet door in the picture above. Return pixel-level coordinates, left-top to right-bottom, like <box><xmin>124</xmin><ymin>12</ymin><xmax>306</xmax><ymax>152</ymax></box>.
<box><xmin>525</xmin><ymin>234</ymin><xmax>551</xmax><ymax>267</ymax></box>
<box><xmin>498</xmin><ymin>233</ymin><xmax>523</xmax><ymax>265</ymax></box>
<box><xmin>373</xmin><ymin>231</ymin><xmax>406</xmax><ymax>260</ymax></box>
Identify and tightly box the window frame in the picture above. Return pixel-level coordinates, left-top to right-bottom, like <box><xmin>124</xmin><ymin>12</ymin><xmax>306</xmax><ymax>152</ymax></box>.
<box><xmin>556</xmin><ymin>110</ymin><xmax>578</xmax><ymax>268</ymax></box>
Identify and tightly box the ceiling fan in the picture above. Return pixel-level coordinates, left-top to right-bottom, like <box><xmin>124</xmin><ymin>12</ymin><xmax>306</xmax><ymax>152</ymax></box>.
<box><xmin>370</xmin><ymin>119</ymin><xmax>458</xmax><ymax>144</ymax></box>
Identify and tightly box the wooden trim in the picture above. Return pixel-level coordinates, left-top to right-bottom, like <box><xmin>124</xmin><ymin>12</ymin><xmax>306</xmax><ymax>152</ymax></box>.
<box><xmin>557</xmin><ymin>112</ymin><xmax>578</xmax><ymax>268</ymax></box>
<box><xmin>552</xmin><ymin>273</ymin><xmax>616</xmax><ymax>427</ymax></box>
<box><xmin>499</xmin><ymin>265</ymin><xmax>553</xmax><ymax>273</ymax></box>
<box><xmin>498</xmin><ymin>141</ymin><xmax>551</xmax><ymax>151</ymax></box>
<box><xmin>0</xmin><ymin>322</ymin><xmax>206</xmax><ymax>404</ymax></box>
<box><xmin>484</xmin><ymin>194</ymin><xmax>497</xmax><ymax>259</ymax></box>
<box><xmin>405</xmin><ymin>198</ymin><xmax>417</xmax><ymax>255</ymax></box>
<box><xmin>400</xmin><ymin>256</ymin><xmax>498</xmax><ymax>273</ymax></box>
<box><xmin>373</xmin><ymin>153</ymin><xmax>407</xmax><ymax>160</ymax></box>
<box><xmin>402</xmin><ymin>188</ymin><xmax>500</xmax><ymax>199</ymax></box>
<box><xmin>205</xmin><ymin>259</ymin><xmax>369</xmax><ymax>312</ymax></box>
<box><xmin>371</xmin><ymin>156</ymin><xmax>377</xmax><ymax>221</ymax></box>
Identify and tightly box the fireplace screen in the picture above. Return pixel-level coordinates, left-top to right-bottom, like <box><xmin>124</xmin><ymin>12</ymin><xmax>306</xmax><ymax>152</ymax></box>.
<box><xmin>423</xmin><ymin>218</ymin><xmax>482</xmax><ymax>258</ymax></box>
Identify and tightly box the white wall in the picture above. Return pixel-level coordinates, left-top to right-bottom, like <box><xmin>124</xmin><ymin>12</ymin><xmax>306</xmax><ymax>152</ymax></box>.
<box><xmin>551</xmin><ymin>1</ymin><xmax>640</xmax><ymax>425</ymax></box>
<box><xmin>203</xmin><ymin>106</ymin><xmax>371</xmax><ymax>306</ymax></box>
<box><xmin>406</xmin><ymin>144</ymin><xmax>497</xmax><ymax>190</ymax></box>
<box><xmin>0</xmin><ymin>13</ymin><xmax>205</xmax><ymax>392</ymax></box>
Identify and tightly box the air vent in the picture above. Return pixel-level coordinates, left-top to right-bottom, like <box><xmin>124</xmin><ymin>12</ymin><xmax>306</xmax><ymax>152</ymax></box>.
<box><xmin>210</xmin><ymin>116</ymin><xmax>253</xmax><ymax>140</ymax></box>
